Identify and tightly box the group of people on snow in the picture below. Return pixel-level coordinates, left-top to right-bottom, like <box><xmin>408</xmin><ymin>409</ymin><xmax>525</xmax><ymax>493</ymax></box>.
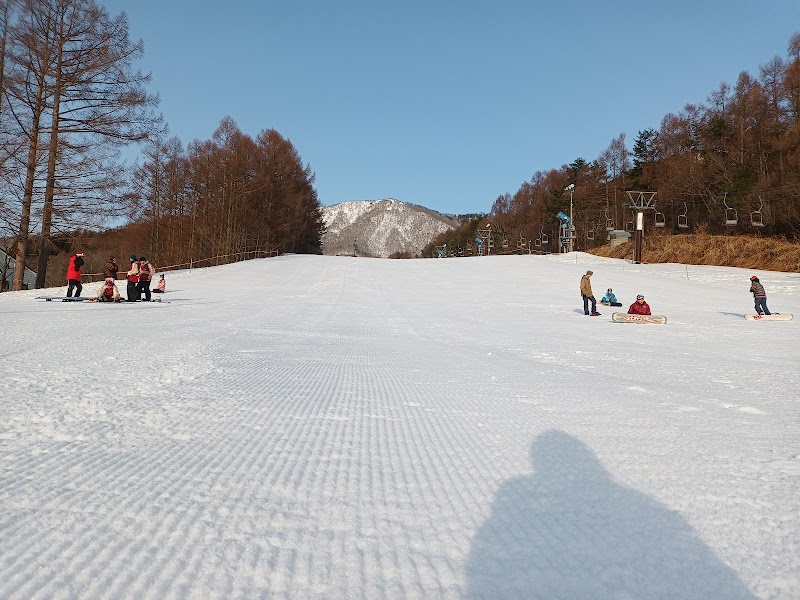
<box><xmin>65</xmin><ymin>251</ymin><xmax>165</xmax><ymax>302</ymax></box>
<box><xmin>581</xmin><ymin>271</ymin><xmax>652</xmax><ymax>316</ymax></box>
<box><xmin>580</xmin><ymin>269</ymin><xmax>773</xmax><ymax>317</ymax></box>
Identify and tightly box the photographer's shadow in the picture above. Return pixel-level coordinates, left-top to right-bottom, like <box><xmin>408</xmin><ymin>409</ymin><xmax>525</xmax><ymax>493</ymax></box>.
<box><xmin>466</xmin><ymin>430</ymin><xmax>755</xmax><ymax>599</ymax></box>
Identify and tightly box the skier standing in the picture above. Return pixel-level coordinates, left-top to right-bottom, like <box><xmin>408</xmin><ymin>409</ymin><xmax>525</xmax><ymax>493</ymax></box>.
<box><xmin>580</xmin><ymin>270</ymin><xmax>599</xmax><ymax>316</ymax></box>
<box><xmin>66</xmin><ymin>251</ymin><xmax>85</xmax><ymax>298</ymax></box>
<box><xmin>749</xmin><ymin>276</ymin><xmax>771</xmax><ymax>315</ymax></box>
<box><xmin>104</xmin><ymin>256</ymin><xmax>119</xmax><ymax>280</ymax></box>
<box><xmin>137</xmin><ymin>256</ymin><xmax>154</xmax><ymax>302</ymax></box>
<box><xmin>126</xmin><ymin>254</ymin><xmax>140</xmax><ymax>301</ymax></box>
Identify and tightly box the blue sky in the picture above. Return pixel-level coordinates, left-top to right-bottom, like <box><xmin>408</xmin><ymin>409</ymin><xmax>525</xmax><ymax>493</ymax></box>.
<box><xmin>101</xmin><ymin>0</ymin><xmax>799</xmax><ymax>215</ymax></box>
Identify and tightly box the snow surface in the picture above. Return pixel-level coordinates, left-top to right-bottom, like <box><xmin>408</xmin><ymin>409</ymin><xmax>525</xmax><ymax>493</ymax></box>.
<box><xmin>1</xmin><ymin>253</ymin><xmax>799</xmax><ymax>599</ymax></box>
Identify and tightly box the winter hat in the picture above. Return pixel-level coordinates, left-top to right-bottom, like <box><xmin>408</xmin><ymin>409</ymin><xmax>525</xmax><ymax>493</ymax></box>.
<box><xmin>636</xmin><ymin>294</ymin><xmax>645</xmax><ymax>300</ymax></box>
<box><xmin>586</xmin><ymin>270</ymin><xmax>593</xmax><ymax>275</ymax></box>
<box><xmin>750</xmin><ymin>275</ymin><xmax>759</xmax><ymax>281</ymax></box>
<box><xmin>607</xmin><ymin>288</ymin><xmax>612</xmax><ymax>293</ymax></box>
<box><xmin>105</xmin><ymin>277</ymin><xmax>114</xmax><ymax>283</ymax></box>
<box><xmin>129</xmin><ymin>254</ymin><xmax>137</xmax><ymax>260</ymax></box>
<box><xmin>76</xmin><ymin>252</ymin><xmax>84</xmax><ymax>257</ymax></box>
<box><xmin>139</xmin><ymin>256</ymin><xmax>146</xmax><ymax>261</ymax></box>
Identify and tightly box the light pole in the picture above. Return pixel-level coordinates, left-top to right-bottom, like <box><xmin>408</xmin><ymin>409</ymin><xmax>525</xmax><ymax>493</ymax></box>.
<box><xmin>565</xmin><ymin>184</ymin><xmax>575</xmax><ymax>253</ymax></box>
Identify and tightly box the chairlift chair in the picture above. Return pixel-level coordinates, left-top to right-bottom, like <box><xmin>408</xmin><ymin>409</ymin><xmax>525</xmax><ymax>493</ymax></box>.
<box><xmin>541</xmin><ymin>232</ymin><xmax>549</xmax><ymax>245</ymax></box>
<box><xmin>625</xmin><ymin>220</ymin><xmax>635</xmax><ymax>233</ymax></box>
<box><xmin>751</xmin><ymin>197</ymin><xmax>765</xmax><ymax>227</ymax></box>
<box><xmin>654</xmin><ymin>211</ymin><xmax>666</xmax><ymax>228</ymax></box>
<box><xmin>723</xmin><ymin>194</ymin><xmax>738</xmax><ymax>226</ymax></box>
<box><xmin>502</xmin><ymin>238</ymin><xmax>509</xmax><ymax>249</ymax></box>
<box><xmin>678</xmin><ymin>202</ymin><xmax>689</xmax><ymax>229</ymax></box>
<box><xmin>586</xmin><ymin>229</ymin><xmax>595</xmax><ymax>241</ymax></box>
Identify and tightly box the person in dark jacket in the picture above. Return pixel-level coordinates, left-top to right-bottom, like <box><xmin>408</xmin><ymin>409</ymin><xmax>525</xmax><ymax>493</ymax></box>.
<box><xmin>126</xmin><ymin>254</ymin><xmax>140</xmax><ymax>301</ymax></box>
<box><xmin>749</xmin><ymin>276</ymin><xmax>771</xmax><ymax>315</ymax></box>
<box><xmin>104</xmin><ymin>256</ymin><xmax>119</xmax><ymax>279</ymax></box>
<box><xmin>137</xmin><ymin>256</ymin><xmax>154</xmax><ymax>302</ymax></box>
<box><xmin>66</xmin><ymin>252</ymin><xmax>85</xmax><ymax>298</ymax></box>
<box><xmin>628</xmin><ymin>294</ymin><xmax>652</xmax><ymax>315</ymax></box>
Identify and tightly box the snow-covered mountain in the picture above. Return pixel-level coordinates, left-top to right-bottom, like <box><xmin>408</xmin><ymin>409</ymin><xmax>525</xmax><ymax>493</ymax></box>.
<box><xmin>321</xmin><ymin>198</ymin><xmax>458</xmax><ymax>258</ymax></box>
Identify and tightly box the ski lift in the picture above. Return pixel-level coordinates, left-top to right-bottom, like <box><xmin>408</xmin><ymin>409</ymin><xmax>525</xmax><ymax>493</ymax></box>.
<box><xmin>625</xmin><ymin>219</ymin><xmax>635</xmax><ymax>233</ymax></box>
<box><xmin>502</xmin><ymin>237</ymin><xmax>509</xmax><ymax>249</ymax></box>
<box><xmin>723</xmin><ymin>194</ymin><xmax>738</xmax><ymax>226</ymax></box>
<box><xmin>654</xmin><ymin>211</ymin><xmax>666</xmax><ymax>228</ymax></box>
<box><xmin>457</xmin><ymin>246</ymin><xmax>464</xmax><ymax>256</ymax></box>
<box><xmin>586</xmin><ymin>228</ymin><xmax>595</xmax><ymax>241</ymax></box>
<box><xmin>604</xmin><ymin>212</ymin><xmax>615</xmax><ymax>231</ymax></box>
<box><xmin>678</xmin><ymin>203</ymin><xmax>689</xmax><ymax>229</ymax></box>
<box><xmin>467</xmin><ymin>243</ymin><xmax>474</xmax><ymax>255</ymax></box>
<box><xmin>751</xmin><ymin>197</ymin><xmax>765</xmax><ymax>227</ymax></box>
<box><xmin>541</xmin><ymin>229</ymin><xmax>549</xmax><ymax>245</ymax></box>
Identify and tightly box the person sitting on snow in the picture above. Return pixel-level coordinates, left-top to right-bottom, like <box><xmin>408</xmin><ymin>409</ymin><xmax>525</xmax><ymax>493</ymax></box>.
<box><xmin>96</xmin><ymin>278</ymin><xmax>121</xmax><ymax>302</ymax></box>
<box><xmin>601</xmin><ymin>288</ymin><xmax>621</xmax><ymax>307</ymax></box>
<box><xmin>628</xmin><ymin>294</ymin><xmax>652</xmax><ymax>315</ymax></box>
<box><xmin>152</xmin><ymin>273</ymin><xmax>166</xmax><ymax>293</ymax></box>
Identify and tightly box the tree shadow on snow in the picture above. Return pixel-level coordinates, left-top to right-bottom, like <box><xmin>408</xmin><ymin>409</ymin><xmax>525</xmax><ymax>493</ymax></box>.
<box><xmin>465</xmin><ymin>430</ymin><xmax>756</xmax><ymax>600</ymax></box>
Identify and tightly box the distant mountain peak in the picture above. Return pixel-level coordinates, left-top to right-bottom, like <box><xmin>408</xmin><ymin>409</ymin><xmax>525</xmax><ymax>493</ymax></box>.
<box><xmin>322</xmin><ymin>198</ymin><xmax>457</xmax><ymax>258</ymax></box>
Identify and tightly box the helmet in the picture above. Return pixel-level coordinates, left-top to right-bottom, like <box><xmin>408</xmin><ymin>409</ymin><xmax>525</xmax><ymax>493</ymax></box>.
<box><xmin>636</xmin><ymin>294</ymin><xmax>644</xmax><ymax>300</ymax></box>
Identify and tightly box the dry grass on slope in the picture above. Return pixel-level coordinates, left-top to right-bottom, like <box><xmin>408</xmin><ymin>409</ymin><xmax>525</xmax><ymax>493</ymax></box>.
<box><xmin>587</xmin><ymin>233</ymin><xmax>800</xmax><ymax>273</ymax></box>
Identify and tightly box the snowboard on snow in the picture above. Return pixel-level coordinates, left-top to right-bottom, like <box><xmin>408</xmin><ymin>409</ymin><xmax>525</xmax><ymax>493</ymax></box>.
<box><xmin>36</xmin><ymin>296</ymin><xmax>96</xmax><ymax>302</ymax></box>
<box><xmin>35</xmin><ymin>296</ymin><xmax>168</xmax><ymax>304</ymax></box>
<box><xmin>612</xmin><ymin>312</ymin><xmax>667</xmax><ymax>324</ymax></box>
<box><xmin>744</xmin><ymin>314</ymin><xmax>793</xmax><ymax>321</ymax></box>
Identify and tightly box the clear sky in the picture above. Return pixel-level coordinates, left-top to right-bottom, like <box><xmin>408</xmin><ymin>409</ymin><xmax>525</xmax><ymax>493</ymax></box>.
<box><xmin>100</xmin><ymin>0</ymin><xmax>799</xmax><ymax>215</ymax></box>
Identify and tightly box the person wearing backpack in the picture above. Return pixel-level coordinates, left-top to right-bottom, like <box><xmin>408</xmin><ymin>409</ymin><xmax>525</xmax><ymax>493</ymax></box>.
<box><xmin>126</xmin><ymin>254</ymin><xmax>140</xmax><ymax>301</ymax></box>
<box><xmin>137</xmin><ymin>256</ymin><xmax>154</xmax><ymax>302</ymax></box>
<box><xmin>66</xmin><ymin>251</ymin><xmax>85</xmax><ymax>298</ymax></box>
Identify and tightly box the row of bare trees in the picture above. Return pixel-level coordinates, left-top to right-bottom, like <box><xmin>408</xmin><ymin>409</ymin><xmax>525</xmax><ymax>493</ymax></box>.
<box><xmin>130</xmin><ymin>117</ymin><xmax>324</xmax><ymax>269</ymax></box>
<box><xmin>0</xmin><ymin>0</ymin><xmax>161</xmax><ymax>290</ymax></box>
<box><xmin>0</xmin><ymin>1</ymin><xmax>324</xmax><ymax>290</ymax></box>
<box><xmin>446</xmin><ymin>32</ymin><xmax>800</xmax><ymax>254</ymax></box>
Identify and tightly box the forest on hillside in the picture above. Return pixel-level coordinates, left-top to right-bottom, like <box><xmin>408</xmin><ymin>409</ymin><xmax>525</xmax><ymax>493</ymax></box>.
<box><xmin>428</xmin><ymin>33</ymin><xmax>800</xmax><ymax>259</ymax></box>
<box><xmin>0</xmin><ymin>0</ymin><xmax>323</xmax><ymax>290</ymax></box>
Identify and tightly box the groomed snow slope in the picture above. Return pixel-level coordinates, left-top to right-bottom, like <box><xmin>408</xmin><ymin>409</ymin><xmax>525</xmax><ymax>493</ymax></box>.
<box><xmin>1</xmin><ymin>253</ymin><xmax>799</xmax><ymax>599</ymax></box>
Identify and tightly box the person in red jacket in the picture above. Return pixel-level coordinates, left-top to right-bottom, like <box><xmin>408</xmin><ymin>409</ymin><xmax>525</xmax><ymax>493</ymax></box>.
<box><xmin>66</xmin><ymin>252</ymin><xmax>85</xmax><ymax>298</ymax></box>
<box><xmin>628</xmin><ymin>294</ymin><xmax>652</xmax><ymax>315</ymax></box>
<box><xmin>126</xmin><ymin>254</ymin><xmax>140</xmax><ymax>301</ymax></box>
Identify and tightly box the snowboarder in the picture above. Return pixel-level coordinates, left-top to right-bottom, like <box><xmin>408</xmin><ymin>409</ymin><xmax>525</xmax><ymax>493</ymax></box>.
<box><xmin>600</xmin><ymin>288</ymin><xmax>622</xmax><ymax>307</ymax></box>
<box><xmin>628</xmin><ymin>294</ymin><xmax>652</xmax><ymax>315</ymax></box>
<box><xmin>580</xmin><ymin>270</ymin><xmax>599</xmax><ymax>316</ymax></box>
<box><xmin>126</xmin><ymin>254</ymin><xmax>140</xmax><ymax>301</ymax></box>
<box><xmin>104</xmin><ymin>256</ymin><xmax>119</xmax><ymax>280</ymax></box>
<box><xmin>749</xmin><ymin>275</ymin><xmax>771</xmax><ymax>315</ymax></box>
<box><xmin>137</xmin><ymin>256</ymin><xmax>154</xmax><ymax>302</ymax></box>
<box><xmin>96</xmin><ymin>278</ymin><xmax>121</xmax><ymax>302</ymax></box>
<box><xmin>152</xmin><ymin>273</ymin><xmax>166</xmax><ymax>294</ymax></box>
<box><xmin>66</xmin><ymin>251</ymin><xmax>85</xmax><ymax>298</ymax></box>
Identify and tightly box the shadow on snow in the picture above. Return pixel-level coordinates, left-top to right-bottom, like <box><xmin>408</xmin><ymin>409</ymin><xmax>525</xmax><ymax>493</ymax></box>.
<box><xmin>465</xmin><ymin>430</ymin><xmax>755</xmax><ymax>600</ymax></box>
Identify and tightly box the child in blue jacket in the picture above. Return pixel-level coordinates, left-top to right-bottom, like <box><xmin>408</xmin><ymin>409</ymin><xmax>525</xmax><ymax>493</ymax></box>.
<box><xmin>600</xmin><ymin>288</ymin><xmax>622</xmax><ymax>307</ymax></box>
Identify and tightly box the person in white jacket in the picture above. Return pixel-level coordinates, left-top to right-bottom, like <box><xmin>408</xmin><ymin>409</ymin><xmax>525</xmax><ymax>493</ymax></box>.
<box><xmin>96</xmin><ymin>278</ymin><xmax>121</xmax><ymax>302</ymax></box>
